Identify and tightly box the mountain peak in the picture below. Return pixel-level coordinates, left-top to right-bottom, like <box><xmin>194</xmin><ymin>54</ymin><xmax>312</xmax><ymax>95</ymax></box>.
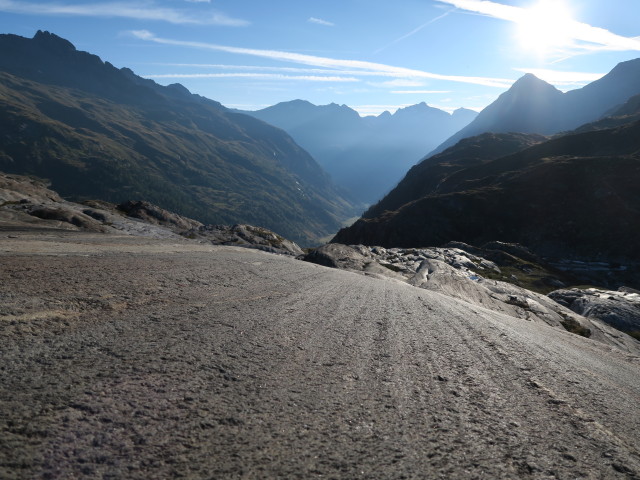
<box><xmin>395</xmin><ymin>102</ymin><xmax>430</xmax><ymax>113</ymax></box>
<box><xmin>33</xmin><ymin>30</ymin><xmax>76</xmax><ymax>52</ymax></box>
<box><xmin>289</xmin><ymin>99</ymin><xmax>315</xmax><ymax>107</ymax></box>
<box><xmin>606</xmin><ymin>57</ymin><xmax>640</xmax><ymax>77</ymax></box>
<box><xmin>509</xmin><ymin>73</ymin><xmax>559</xmax><ymax>93</ymax></box>
<box><xmin>392</xmin><ymin>102</ymin><xmax>452</xmax><ymax>120</ymax></box>
<box><xmin>452</xmin><ymin>107</ymin><xmax>477</xmax><ymax>116</ymax></box>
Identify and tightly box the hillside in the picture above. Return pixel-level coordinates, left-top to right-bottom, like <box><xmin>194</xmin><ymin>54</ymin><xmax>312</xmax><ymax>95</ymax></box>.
<box><xmin>333</xmin><ymin>101</ymin><xmax>640</xmax><ymax>287</ymax></box>
<box><xmin>0</xmin><ymin>31</ymin><xmax>358</xmax><ymax>245</ymax></box>
<box><xmin>244</xmin><ymin>101</ymin><xmax>477</xmax><ymax>204</ymax></box>
<box><xmin>432</xmin><ymin>59</ymin><xmax>640</xmax><ymax>155</ymax></box>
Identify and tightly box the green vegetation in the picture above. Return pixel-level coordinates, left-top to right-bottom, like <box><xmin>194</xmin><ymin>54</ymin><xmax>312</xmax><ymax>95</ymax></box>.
<box><xmin>476</xmin><ymin>254</ymin><xmax>572</xmax><ymax>295</ymax></box>
<box><xmin>558</xmin><ymin>314</ymin><xmax>592</xmax><ymax>338</ymax></box>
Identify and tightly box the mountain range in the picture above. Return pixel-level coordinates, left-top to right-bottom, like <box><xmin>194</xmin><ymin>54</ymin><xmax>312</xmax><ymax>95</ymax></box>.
<box><xmin>243</xmin><ymin>101</ymin><xmax>477</xmax><ymax>204</ymax></box>
<box><xmin>432</xmin><ymin>59</ymin><xmax>640</xmax><ymax>154</ymax></box>
<box><xmin>333</xmin><ymin>94</ymin><xmax>640</xmax><ymax>287</ymax></box>
<box><xmin>0</xmin><ymin>31</ymin><xmax>359</xmax><ymax>246</ymax></box>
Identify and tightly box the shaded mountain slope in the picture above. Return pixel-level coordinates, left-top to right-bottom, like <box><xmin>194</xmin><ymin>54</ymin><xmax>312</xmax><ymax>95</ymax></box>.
<box><xmin>432</xmin><ymin>59</ymin><xmax>640</xmax><ymax>155</ymax></box>
<box><xmin>0</xmin><ymin>31</ymin><xmax>357</xmax><ymax>245</ymax></box>
<box><xmin>333</xmin><ymin>111</ymin><xmax>640</xmax><ymax>280</ymax></box>
<box><xmin>562</xmin><ymin>57</ymin><xmax>640</xmax><ymax>128</ymax></box>
<box><xmin>364</xmin><ymin>132</ymin><xmax>547</xmax><ymax>219</ymax></box>
<box><xmin>245</xmin><ymin>101</ymin><xmax>477</xmax><ymax>204</ymax></box>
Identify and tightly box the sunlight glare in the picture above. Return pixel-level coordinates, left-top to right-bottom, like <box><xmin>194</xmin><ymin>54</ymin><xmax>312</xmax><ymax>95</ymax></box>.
<box><xmin>516</xmin><ymin>0</ymin><xmax>575</xmax><ymax>56</ymax></box>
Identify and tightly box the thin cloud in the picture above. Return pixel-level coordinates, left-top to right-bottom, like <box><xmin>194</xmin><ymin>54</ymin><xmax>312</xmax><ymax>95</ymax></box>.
<box><xmin>375</xmin><ymin>10</ymin><xmax>452</xmax><ymax>54</ymax></box>
<box><xmin>391</xmin><ymin>90</ymin><xmax>451</xmax><ymax>94</ymax></box>
<box><xmin>151</xmin><ymin>63</ymin><xmax>460</xmax><ymax>80</ymax></box>
<box><xmin>379</xmin><ymin>79</ymin><xmax>426</xmax><ymax>87</ymax></box>
<box><xmin>0</xmin><ymin>0</ymin><xmax>249</xmax><ymax>26</ymax></box>
<box><xmin>436</xmin><ymin>0</ymin><xmax>640</xmax><ymax>53</ymax></box>
<box><xmin>308</xmin><ymin>17</ymin><xmax>334</xmax><ymax>27</ymax></box>
<box><xmin>131</xmin><ymin>30</ymin><xmax>514</xmax><ymax>88</ymax></box>
<box><xmin>143</xmin><ymin>73</ymin><xmax>359</xmax><ymax>82</ymax></box>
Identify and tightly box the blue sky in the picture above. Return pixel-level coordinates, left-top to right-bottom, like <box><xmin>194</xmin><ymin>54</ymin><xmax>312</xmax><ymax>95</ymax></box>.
<box><xmin>1</xmin><ymin>0</ymin><xmax>639</xmax><ymax>115</ymax></box>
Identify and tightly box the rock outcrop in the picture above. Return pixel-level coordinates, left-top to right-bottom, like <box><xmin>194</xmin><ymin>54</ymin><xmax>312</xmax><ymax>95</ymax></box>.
<box><xmin>185</xmin><ymin>224</ymin><xmax>303</xmax><ymax>256</ymax></box>
<box><xmin>0</xmin><ymin>171</ymin><xmax>303</xmax><ymax>256</ymax></box>
<box><xmin>549</xmin><ymin>288</ymin><xmax>640</xmax><ymax>338</ymax></box>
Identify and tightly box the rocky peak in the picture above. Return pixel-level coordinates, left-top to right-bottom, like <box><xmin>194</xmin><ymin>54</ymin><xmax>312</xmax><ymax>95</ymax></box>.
<box><xmin>508</xmin><ymin>73</ymin><xmax>562</xmax><ymax>97</ymax></box>
<box><xmin>33</xmin><ymin>30</ymin><xmax>76</xmax><ymax>53</ymax></box>
<box><xmin>452</xmin><ymin>107</ymin><xmax>478</xmax><ymax>119</ymax></box>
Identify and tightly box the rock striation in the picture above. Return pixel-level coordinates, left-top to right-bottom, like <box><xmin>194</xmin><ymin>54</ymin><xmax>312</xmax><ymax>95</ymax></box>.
<box><xmin>304</xmin><ymin>243</ymin><xmax>640</xmax><ymax>353</ymax></box>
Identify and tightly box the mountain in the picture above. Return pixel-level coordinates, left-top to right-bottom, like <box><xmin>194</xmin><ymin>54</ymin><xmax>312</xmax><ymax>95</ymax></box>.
<box><xmin>432</xmin><ymin>59</ymin><xmax>640</xmax><ymax>155</ymax></box>
<box><xmin>332</xmin><ymin>98</ymin><xmax>640</xmax><ymax>287</ymax></box>
<box><xmin>363</xmin><ymin>132</ymin><xmax>548</xmax><ymax>219</ymax></box>
<box><xmin>243</xmin><ymin>100</ymin><xmax>477</xmax><ymax>204</ymax></box>
<box><xmin>0</xmin><ymin>31</ymin><xmax>359</xmax><ymax>246</ymax></box>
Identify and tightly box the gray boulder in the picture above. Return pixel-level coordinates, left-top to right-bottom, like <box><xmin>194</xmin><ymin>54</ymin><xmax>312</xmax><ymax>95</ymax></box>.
<box><xmin>549</xmin><ymin>288</ymin><xmax>640</xmax><ymax>335</ymax></box>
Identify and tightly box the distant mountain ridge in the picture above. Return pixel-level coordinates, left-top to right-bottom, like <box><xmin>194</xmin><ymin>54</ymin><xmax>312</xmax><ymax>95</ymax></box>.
<box><xmin>432</xmin><ymin>58</ymin><xmax>640</xmax><ymax>154</ymax></box>
<box><xmin>242</xmin><ymin>100</ymin><xmax>477</xmax><ymax>204</ymax></box>
<box><xmin>0</xmin><ymin>31</ymin><xmax>359</xmax><ymax>245</ymax></box>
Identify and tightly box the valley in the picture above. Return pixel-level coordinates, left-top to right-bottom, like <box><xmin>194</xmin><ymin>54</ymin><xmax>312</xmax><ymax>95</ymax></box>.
<box><xmin>2</xmin><ymin>14</ymin><xmax>640</xmax><ymax>479</ymax></box>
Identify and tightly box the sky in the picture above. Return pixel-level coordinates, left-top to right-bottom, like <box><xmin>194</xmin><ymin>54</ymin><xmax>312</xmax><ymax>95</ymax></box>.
<box><xmin>1</xmin><ymin>0</ymin><xmax>640</xmax><ymax>116</ymax></box>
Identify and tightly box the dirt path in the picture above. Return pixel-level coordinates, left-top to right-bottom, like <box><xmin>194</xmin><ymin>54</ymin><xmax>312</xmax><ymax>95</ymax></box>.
<box><xmin>2</xmin><ymin>232</ymin><xmax>639</xmax><ymax>479</ymax></box>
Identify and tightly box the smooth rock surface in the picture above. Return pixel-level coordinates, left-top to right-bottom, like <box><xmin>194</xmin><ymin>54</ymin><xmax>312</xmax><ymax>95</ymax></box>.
<box><xmin>304</xmin><ymin>243</ymin><xmax>640</xmax><ymax>353</ymax></box>
<box><xmin>1</xmin><ymin>232</ymin><xmax>640</xmax><ymax>479</ymax></box>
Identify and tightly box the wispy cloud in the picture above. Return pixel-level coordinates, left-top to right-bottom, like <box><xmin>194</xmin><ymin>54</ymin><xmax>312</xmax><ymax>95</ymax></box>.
<box><xmin>131</xmin><ymin>30</ymin><xmax>514</xmax><ymax>88</ymax></box>
<box><xmin>436</xmin><ymin>0</ymin><xmax>640</xmax><ymax>54</ymax></box>
<box><xmin>375</xmin><ymin>10</ymin><xmax>452</xmax><ymax>54</ymax></box>
<box><xmin>143</xmin><ymin>73</ymin><xmax>359</xmax><ymax>82</ymax></box>
<box><xmin>153</xmin><ymin>64</ymin><xmax>351</xmax><ymax>75</ymax></box>
<box><xmin>308</xmin><ymin>17</ymin><xmax>334</xmax><ymax>27</ymax></box>
<box><xmin>378</xmin><ymin>79</ymin><xmax>426</xmax><ymax>87</ymax></box>
<box><xmin>0</xmin><ymin>0</ymin><xmax>249</xmax><ymax>26</ymax></box>
<box><xmin>391</xmin><ymin>90</ymin><xmax>451</xmax><ymax>94</ymax></box>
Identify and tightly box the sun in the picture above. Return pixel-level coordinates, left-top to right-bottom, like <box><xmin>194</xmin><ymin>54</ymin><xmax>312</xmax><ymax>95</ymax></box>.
<box><xmin>516</xmin><ymin>0</ymin><xmax>575</xmax><ymax>56</ymax></box>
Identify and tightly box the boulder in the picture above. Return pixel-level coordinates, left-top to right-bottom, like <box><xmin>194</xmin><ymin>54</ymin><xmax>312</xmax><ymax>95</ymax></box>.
<box><xmin>549</xmin><ymin>288</ymin><xmax>640</xmax><ymax>335</ymax></box>
<box><xmin>117</xmin><ymin>200</ymin><xmax>203</xmax><ymax>231</ymax></box>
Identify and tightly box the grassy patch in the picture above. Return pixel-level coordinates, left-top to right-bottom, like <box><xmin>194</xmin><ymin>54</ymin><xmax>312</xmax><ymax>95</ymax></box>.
<box><xmin>559</xmin><ymin>313</ymin><xmax>592</xmax><ymax>338</ymax></box>
<box><xmin>628</xmin><ymin>331</ymin><xmax>640</xmax><ymax>341</ymax></box>
<box><xmin>477</xmin><ymin>254</ymin><xmax>573</xmax><ymax>295</ymax></box>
